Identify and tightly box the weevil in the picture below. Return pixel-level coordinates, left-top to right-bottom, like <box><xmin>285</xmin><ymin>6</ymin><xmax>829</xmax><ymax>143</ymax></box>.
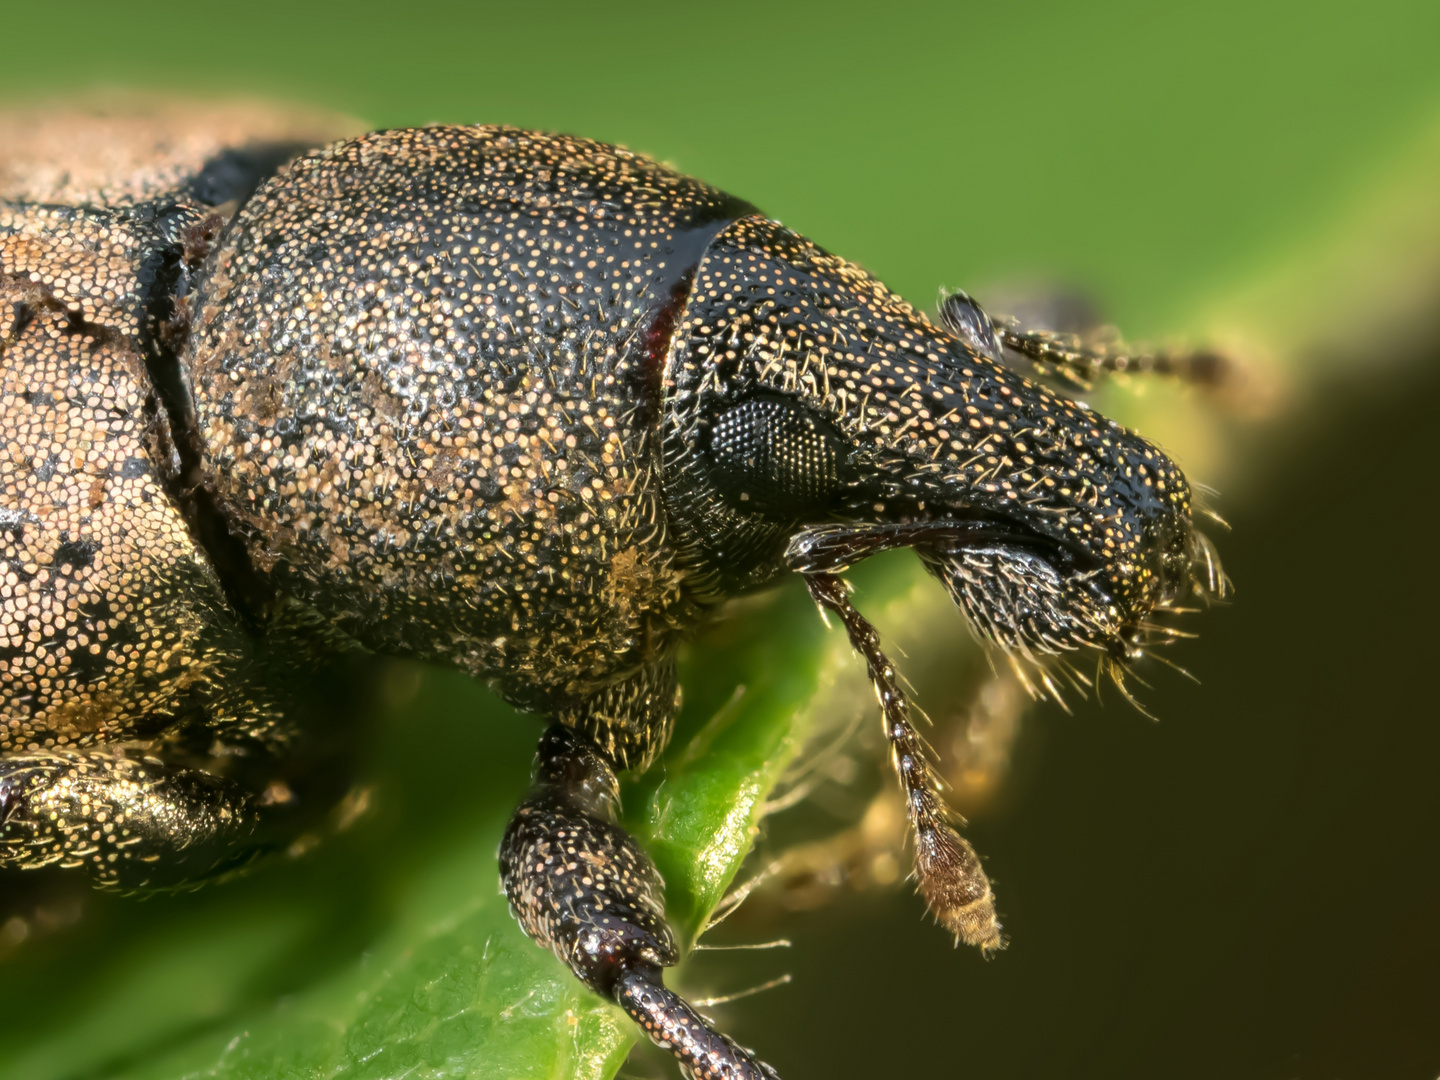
<box><xmin>0</xmin><ymin>101</ymin><xmax>1227</xmax><ymax>1079</ymax></box>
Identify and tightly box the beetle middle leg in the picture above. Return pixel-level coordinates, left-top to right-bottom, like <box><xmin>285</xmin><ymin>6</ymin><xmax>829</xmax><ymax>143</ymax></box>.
<box><xmin>0</xmin><ymin>650</ymin><xmax>370</xmax><ymax>899</ymax></box>
<box><xmin>0</xmin><ymin>750</ymin><xmax>269</xmax><ymax>890</ymax></box>
<box><xmin>501</xmin><ymin>664</ymin><xmax>780</xmax><ymax>1080</ymax></box>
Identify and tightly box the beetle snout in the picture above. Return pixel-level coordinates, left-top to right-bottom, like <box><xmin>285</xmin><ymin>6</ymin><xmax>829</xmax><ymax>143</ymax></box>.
<box><xmin>901</xmin><ymin>350</ymin><xmax>1212</xmax><ymax>671</ymax></box>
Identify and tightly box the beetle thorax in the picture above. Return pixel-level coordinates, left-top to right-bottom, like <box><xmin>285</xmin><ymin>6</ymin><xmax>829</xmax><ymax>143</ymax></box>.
<box><xmin>186</xmin><ymin>126</ymin><xmax>754</xmax><ymax>712</ymax></box>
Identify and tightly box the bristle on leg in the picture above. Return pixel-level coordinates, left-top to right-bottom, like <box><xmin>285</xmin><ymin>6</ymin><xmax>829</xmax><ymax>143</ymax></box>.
<box><xmin>916</xmin><ymin>820</ymin><xmax>1003</xmax><ymax>952</ymax></box>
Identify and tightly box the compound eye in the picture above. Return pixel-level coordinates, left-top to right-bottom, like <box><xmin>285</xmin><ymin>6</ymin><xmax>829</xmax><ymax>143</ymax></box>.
<box><xmin>707</xmin><ymin>394</ymin><xmax>850</xmax><ymax>513</ymax></box>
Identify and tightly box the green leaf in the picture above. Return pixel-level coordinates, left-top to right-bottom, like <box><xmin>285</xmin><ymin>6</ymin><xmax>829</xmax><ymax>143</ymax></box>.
<box><xmin>0</xmin><ymin>553</ymin><xmax>927</xmax><ymax>1080</ymax></box>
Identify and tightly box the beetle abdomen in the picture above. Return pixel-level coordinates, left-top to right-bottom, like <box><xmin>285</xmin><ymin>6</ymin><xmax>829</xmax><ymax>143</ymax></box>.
<box><xmin>0</xmin><ymin>99</ymin><xmax>362</xmax><ymax>758</ymax></box>
<box><xmin>0</xmin><ymin>286</ymin><xmax>245</xmax><ymax>752</ymax></box>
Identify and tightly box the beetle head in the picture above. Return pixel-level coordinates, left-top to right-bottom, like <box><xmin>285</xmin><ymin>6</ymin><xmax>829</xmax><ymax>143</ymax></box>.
<box><xmin>662</xmin><ymin>216</ymin><xmax>1224</xmax><ymax>690</ymax></box>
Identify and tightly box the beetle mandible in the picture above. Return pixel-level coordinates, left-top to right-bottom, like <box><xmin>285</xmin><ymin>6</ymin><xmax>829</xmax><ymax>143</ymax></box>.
<box><xmin>0</xmin><ymin>103</ymin><xmax>1226</xmax><ymax>1079</ymax></box>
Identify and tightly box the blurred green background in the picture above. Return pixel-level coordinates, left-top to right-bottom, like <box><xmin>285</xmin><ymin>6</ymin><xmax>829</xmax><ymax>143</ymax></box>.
<box><xmin>3</xmin><ymin>1</ymin><xmax>1440</xmax><ymax>1078</ymax></box>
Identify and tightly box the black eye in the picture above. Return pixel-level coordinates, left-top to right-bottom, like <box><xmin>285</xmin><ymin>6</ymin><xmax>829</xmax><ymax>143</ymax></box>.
<box><xmin>706</xmin><ymin>394</ymin><xmax>849</xmax><ymax>512</ymax></box>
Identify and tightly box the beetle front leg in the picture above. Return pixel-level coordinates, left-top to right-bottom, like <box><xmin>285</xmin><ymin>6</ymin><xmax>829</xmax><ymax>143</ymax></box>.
<box><xmin>804</xmin><ymin>573</ymin><xmax>1004</xmax><ymax>953</ymax></box>
<box><xmin>501</xmin><ymin>723</ymin><xmax>780</xmax><ymax>1080</ymax></box>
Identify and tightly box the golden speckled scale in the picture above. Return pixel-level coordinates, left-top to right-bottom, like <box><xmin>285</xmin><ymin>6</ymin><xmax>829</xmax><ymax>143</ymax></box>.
<box><xmin>0</xmin><ymin>100</ymin><xmax>359</xmax><ymax>888</ymax></box>
<box><xmin>0</xmin><ymin>287</ymin><xmax>242</xmax><ymax>753</ymax></box>
<box><xmin>188</xmin><ymin>126</ymin><xmax>753</xmax><ymax>732</ymax></box>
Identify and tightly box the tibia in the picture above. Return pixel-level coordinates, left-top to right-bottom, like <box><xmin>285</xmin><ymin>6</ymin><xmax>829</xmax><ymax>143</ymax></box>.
<box><xmin>500</xmin><ymin>725</ymin><xmax>782</xmax><ymax>1079</ymax></box>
